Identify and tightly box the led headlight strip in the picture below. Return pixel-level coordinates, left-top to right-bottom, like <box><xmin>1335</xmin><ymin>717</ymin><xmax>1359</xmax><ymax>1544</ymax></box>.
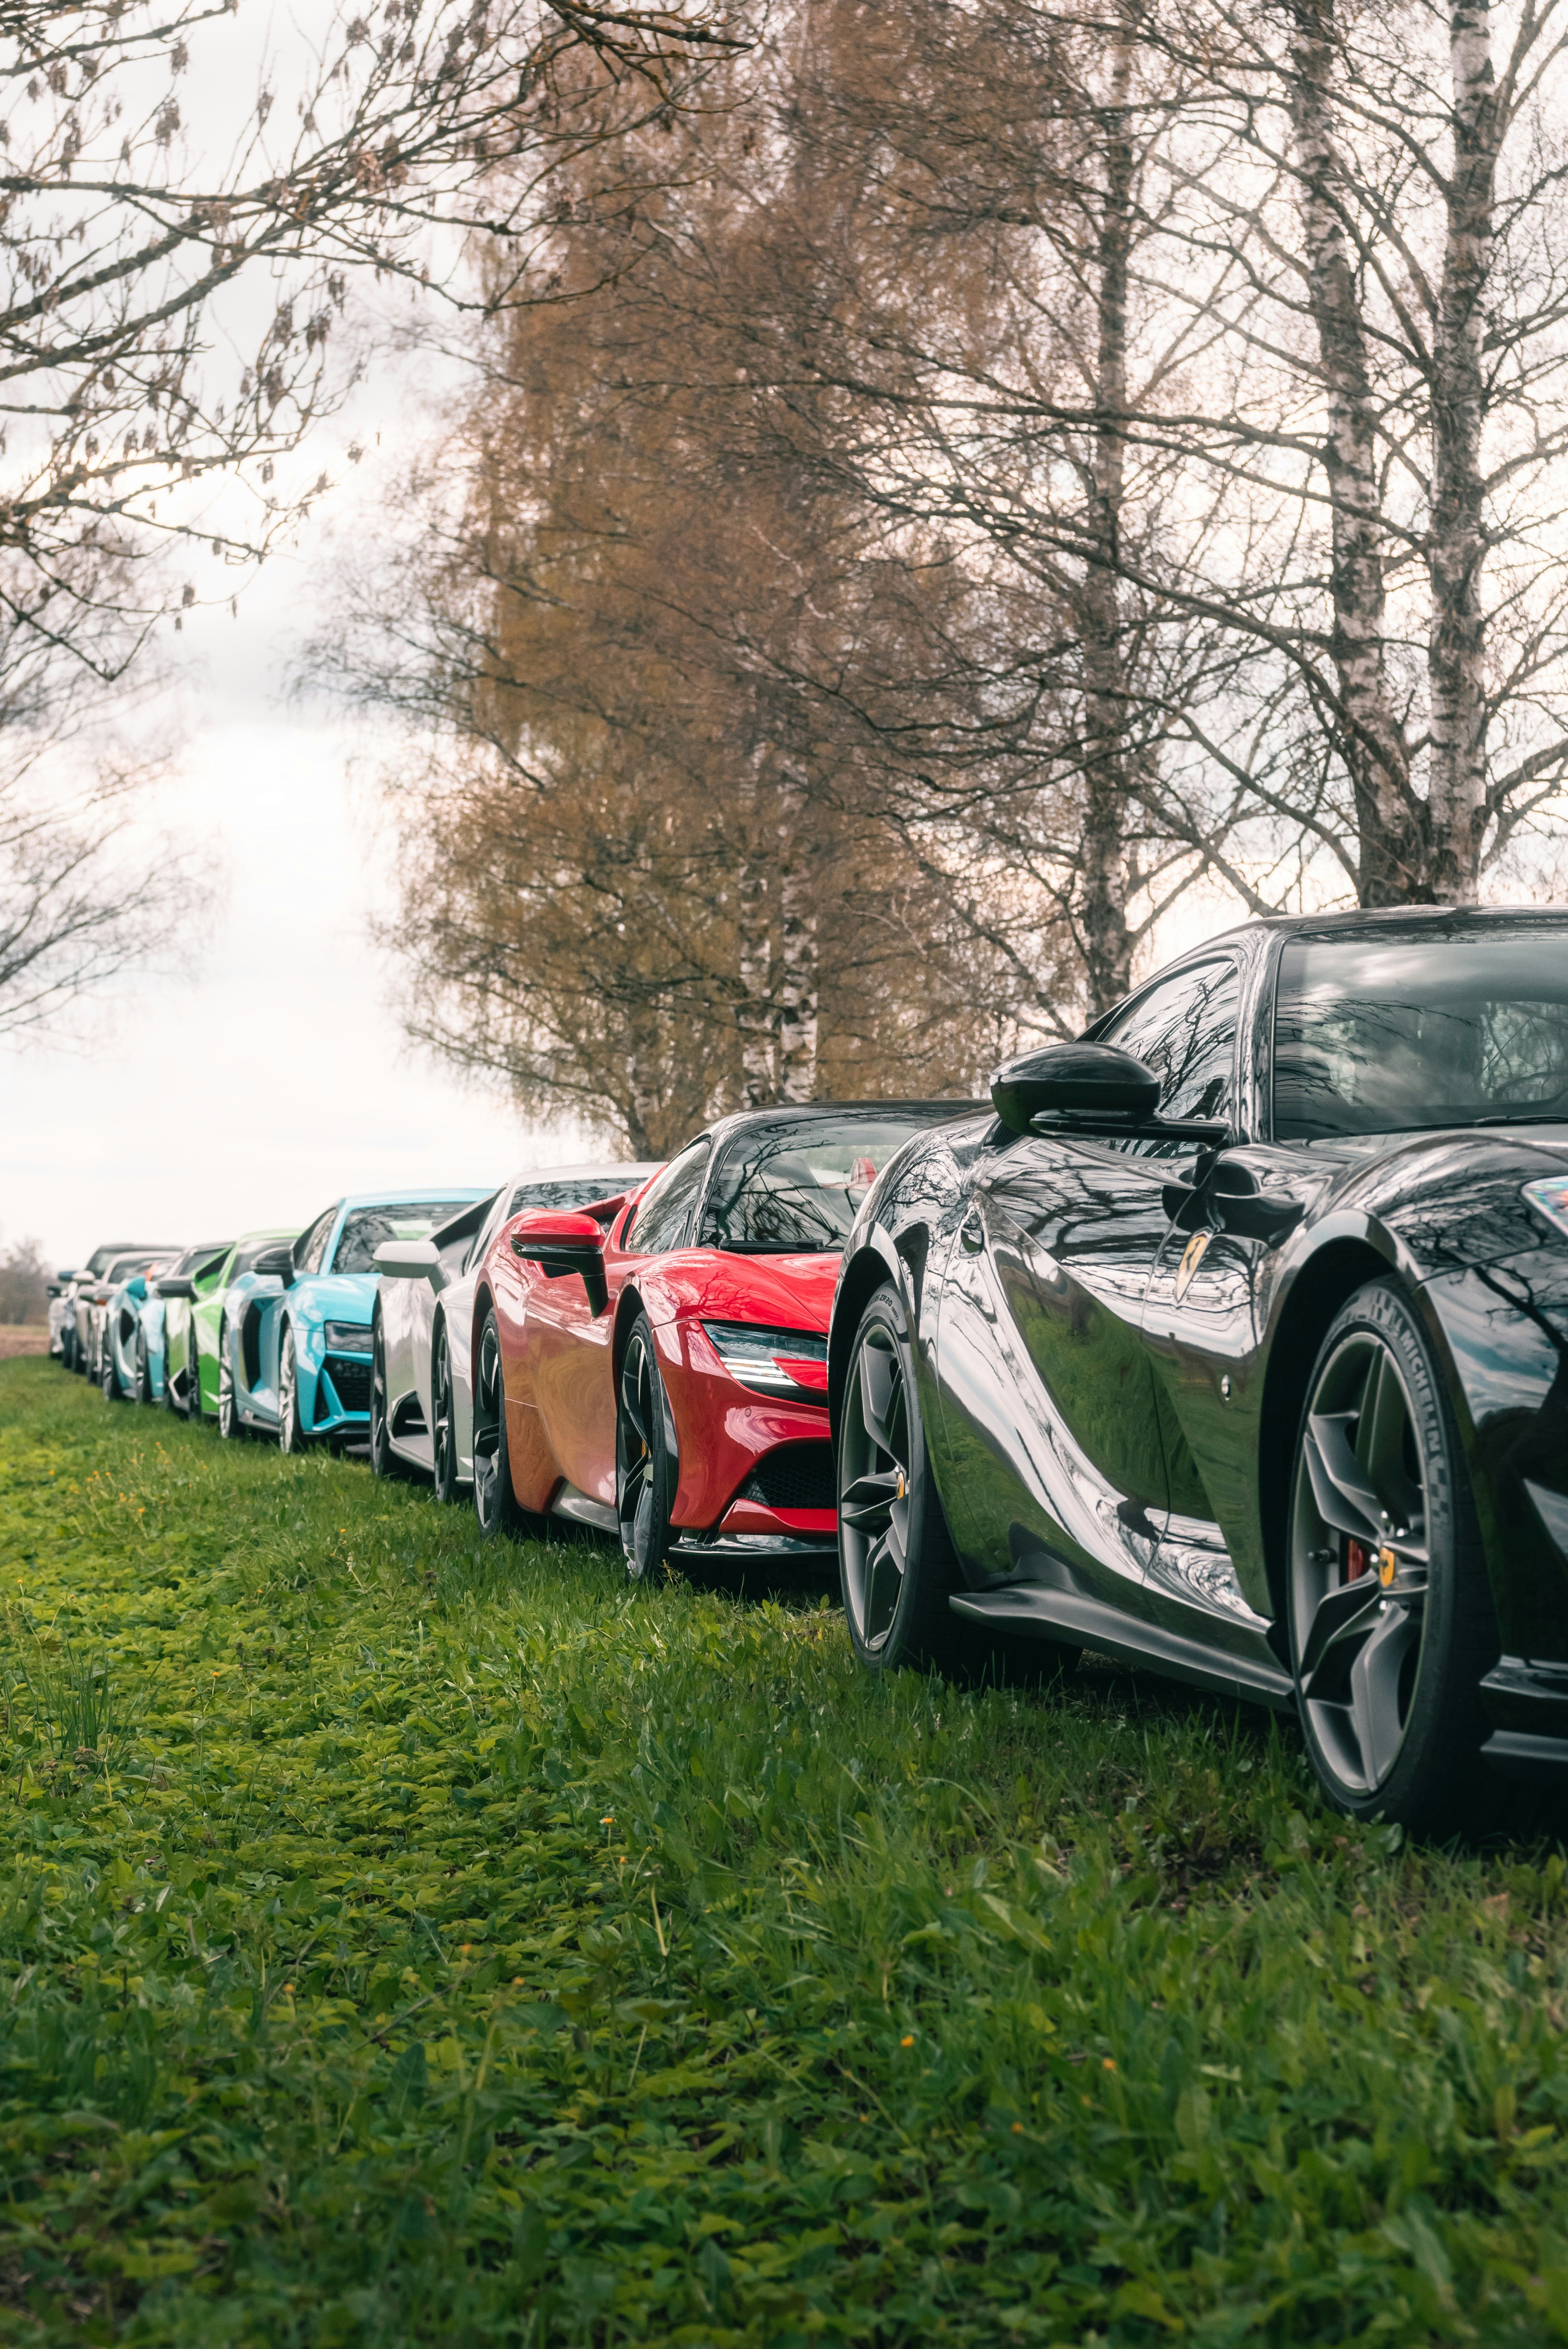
<box><xmin>323</xmin><ymin>1321</ymin><xmax>374</xmax><ymax>1352</ymax></box>
<box><xmin>701</xmin><ymin>1319</ymin><xmax>829</xmax><ymax>1398</ymax></box>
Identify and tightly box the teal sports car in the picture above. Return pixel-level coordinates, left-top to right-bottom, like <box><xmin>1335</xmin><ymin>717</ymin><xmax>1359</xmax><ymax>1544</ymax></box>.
<box><xmin>218</xmin><ymin>1190</ymin><xmax>489</xmax><ymax>1449</ymax></box>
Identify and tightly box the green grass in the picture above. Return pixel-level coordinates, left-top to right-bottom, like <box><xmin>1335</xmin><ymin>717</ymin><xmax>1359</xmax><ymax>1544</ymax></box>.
<box><xmin>1</xmin><ymin>1361</ymin><xmax>1568</xmax><ymax>2346</ymax></box>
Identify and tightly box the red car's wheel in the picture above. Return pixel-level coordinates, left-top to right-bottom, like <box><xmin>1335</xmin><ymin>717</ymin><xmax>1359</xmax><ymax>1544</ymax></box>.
<box><xmin>472</xmin><ymin>1308</ymin><xmax>528</xmax><ymax>1537</ymax></box>
<box><xmin>616</xmin><ymin>1314</ymin><xmax>678</xmax><ymax>1582</ymax></box>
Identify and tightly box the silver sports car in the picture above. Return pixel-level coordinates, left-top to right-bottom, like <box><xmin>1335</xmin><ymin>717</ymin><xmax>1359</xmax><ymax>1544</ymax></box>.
<box><xmin>369</xmin><ymin>1162</ymin><xmax>656</xmax><ymax>1499</ymax></box>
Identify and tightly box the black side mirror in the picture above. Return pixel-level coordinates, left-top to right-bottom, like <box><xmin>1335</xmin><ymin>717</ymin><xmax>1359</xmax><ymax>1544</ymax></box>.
<box><xmin>157</xmin><ymin>1275</ymin><xmax>197</xmax><ymax>1299</ymax></box>
<box><xmin>991</xmin><ymin>1042</ymin><xmax>1160</xmax><ymax>1135</ymax></box>
<box><xmin>251</xmin><ymin>1245</ymin><xmax>296</xmax><ymax>1284</ymax></box>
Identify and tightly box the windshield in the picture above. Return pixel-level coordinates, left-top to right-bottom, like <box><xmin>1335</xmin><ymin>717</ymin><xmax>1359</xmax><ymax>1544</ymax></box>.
<box><xmin>1274</xmin><ymin>923</ymin><xmax>1568</xmax><ymax>1140</ymax></box>
<box><xmin>332</xmin><ymin>1202</ymin><xmax>478</xmax><ymax>1276</ymax></box>
<box><xmin>700</xmin><ymin>1111</ymin><xmax>968</xmax><ymax>1253</ymax></box>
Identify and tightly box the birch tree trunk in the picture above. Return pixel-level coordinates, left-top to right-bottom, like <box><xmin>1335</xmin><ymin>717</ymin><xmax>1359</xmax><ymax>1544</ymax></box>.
<box><xmin>1427</xmin><ymin>0</ymin><xmax>1497</xmax><ymax>903</ymax></box>
<box><xmin>1079</xmin><ymin>20</ymin><xmax>1137</xmax><ymax>1016</ymax></box>
<box><xmin>776</xmin><ymin>764</ymin><xmax>820</xmax><ymax>1100</ymax></box>
<box><xmin>736</xmin><ymin>752</ymin><xmax>777</xmax><ymax>1106</ymax></box>
<box><xmin>1289</xmin><ymin>0</ymin><xmax>1423</xmax><ymax>904</ymax></box>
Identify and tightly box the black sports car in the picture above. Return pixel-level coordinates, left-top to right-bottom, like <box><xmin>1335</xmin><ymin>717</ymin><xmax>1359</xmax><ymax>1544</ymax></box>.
<box><xmin>827</xmin><ymin>907</ymin><xmax>1568</xmax><ymax>1832</ymax></box>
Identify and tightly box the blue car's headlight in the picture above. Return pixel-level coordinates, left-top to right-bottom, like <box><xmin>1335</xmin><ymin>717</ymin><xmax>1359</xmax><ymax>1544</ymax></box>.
<box><xmin>1524</xmin><ymin>1177</ymin><xmax>1568</xmax><ymax>1242</ymax></box>
<box><xmin>323</xmin><ymin>1321</ymin><xmax>373</xmax><ymax>1352</ymax></box>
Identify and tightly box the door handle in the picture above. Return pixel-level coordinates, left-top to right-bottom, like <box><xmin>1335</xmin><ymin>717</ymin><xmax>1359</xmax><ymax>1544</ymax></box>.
<box><xmin>960</xmin><ymin>1207</ymin><xmax>985</xmax><ymax>1254</ymax></box>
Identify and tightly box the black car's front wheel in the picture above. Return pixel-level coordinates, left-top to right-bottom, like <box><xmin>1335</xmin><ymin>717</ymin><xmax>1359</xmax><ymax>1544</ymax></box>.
<box><xmin>1287</xmin><ymin>1279</ymin><xmax>1496</xmax><ymax>1834</ymax></box>
<box><xmin>615</xmin><ymin>1314</ymin><xmax>678</xmax><ymax>1583</ymax></box>
<box><xmin>837</xmin><ymin>1284</ymin><xmax>971</xmax><ymax>1674</ymax></box>
<box><xmin>431</xmin><ymin>1318</ymin><xmax>459</xmax><ymax>1506</ymax></box>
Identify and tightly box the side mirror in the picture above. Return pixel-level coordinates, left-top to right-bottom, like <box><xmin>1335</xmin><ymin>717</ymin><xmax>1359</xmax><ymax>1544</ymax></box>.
<box><xmin>507</xmin><ymin>1210</ymin><xmax>608</xmax><ymax>1317</ymax></box>
<box><xmin>46</xmin><ymin>1283</ymin><xmax>61</xmax><ymax>1298</ymax></box>
<box><xmin>991</xmin><ymin>1042</ymin><xmax>1160</xmax><ymax>1135</ymax></box>
<box><xmin>126</xmin><ymin>1275</ymin><xmax>148</xmax><ymax>1302</ymax></box>
<box><xmin>157</xmin><ymin>1275</ymin><xmax>197</xmax><ymax>1300</ymax></box>
<box><xmin>56</xmin><ymin>1269</ymin><xmax>76</xmax><ymax>1282</ymax></box>
<box><xmin>374</xmin><ymin>1236</ymin><xmax>444</xmax><ymax>1288</ymax></box>
<box><xmin>251</xmin><ymin>1245</ymin><xmax>296</xmax><ymax>1283</ymax></box>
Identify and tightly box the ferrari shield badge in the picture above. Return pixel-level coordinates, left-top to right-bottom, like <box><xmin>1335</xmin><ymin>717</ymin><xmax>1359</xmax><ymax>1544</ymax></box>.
<box><xmin>1173</xmin><ymin>1229</ymin><xmax>1212</xmax><ymax>1302</ymax></box>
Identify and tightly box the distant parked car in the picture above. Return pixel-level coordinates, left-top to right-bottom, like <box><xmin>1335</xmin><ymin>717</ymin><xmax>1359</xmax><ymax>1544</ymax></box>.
<box><xmin>47</xmin><ymin>1273</ymin><xmax>79</xmax><ymax>1362</ymax></box>
<box><xmin>156</xmin><ymin>1244</ymin><xmax>234</xmax><ymax>1419</ymax></box>
<box><xmin>186</xmin><ymin>1231</ymin><xmax>301</xmax><ymax>1425</ymax></box>
<box><xmin>78</xmin><ymin>1251</ymin><xmax>177</xmax><ymax>1387</ymax></box>
<box><xmin>111</xmin><ymin>1241</ymin><xmax>232</xmax><ymax>1405</ymax></box>
<box><xmin>59</xmin><ymin>1245</ymin><xmax>167</xmax><ymax>1372</ymax></box>
<box><xmin>470</xmin><ymin>1103</ymin><xmax>977</xmax><ymax>1573</ymax></box>
<box><xmin>370</xmin><ymin>1163</ymin><xmax>656</xmax><ymax>1498</ymax></box>
<box><xmin>99</xmin><ymin>1253</ymin><xmax>184</xmax><ymax>1400</ymax></box>
<box><xmin>219</xmin><ymin>1190</ymin><xmax>490</xmax><ymax>1449</ymax></box>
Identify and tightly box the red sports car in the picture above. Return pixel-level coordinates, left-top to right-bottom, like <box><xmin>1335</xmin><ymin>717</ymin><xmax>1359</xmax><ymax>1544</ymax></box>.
<box><xmin>470</xmin><ymin>1103</ymin><xmax>973</xmax><ymax>1576</ymax></box>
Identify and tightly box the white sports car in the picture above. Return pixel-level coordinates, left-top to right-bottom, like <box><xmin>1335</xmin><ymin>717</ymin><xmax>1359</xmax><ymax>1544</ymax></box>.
<box><xmin>369</xmin><ymin>1162</ymin><xmax>656</xmax><ymax>1499</ymax></box>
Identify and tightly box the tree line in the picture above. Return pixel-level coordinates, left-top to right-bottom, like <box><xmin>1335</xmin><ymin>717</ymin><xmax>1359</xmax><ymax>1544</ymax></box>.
<box><xmin>7</xmin><ymin>2</ymin><xmax>1568</xmax><ymax>1156</ymax></box>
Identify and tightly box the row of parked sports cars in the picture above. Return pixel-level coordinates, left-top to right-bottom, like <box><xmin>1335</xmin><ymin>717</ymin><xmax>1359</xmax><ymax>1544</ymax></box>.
<box><xmin>46</xmin><ymin>905</ymin><xmax>1568</xmax><ymax>1834</ymax></box>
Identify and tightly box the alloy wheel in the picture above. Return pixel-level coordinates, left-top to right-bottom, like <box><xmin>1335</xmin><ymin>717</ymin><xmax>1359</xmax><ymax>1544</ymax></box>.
<box><xmin>432</xmin><ymin>1322</ymin><xmax>457</xmax><ymax>1504</ymax></box>
<box><xmin>1289</xmin><ymin>1328</ymin><xmax>1431</xmax><ymax>1797</ymax></box>
<box><xmin>279</xmin><ymin>1327</ymin><xmax>306</xmax><ymax>1453</ymax></box>
<box><xmin>839</xmin><ymin>1323</ymin><xmax>913</xmax><ymax>1653</ymax></box>
<box><xmin>471</xmin><ymin>1316</ymin><xmax>508</xmax><ymax>1532</ymax></box>
<box><xmin>615</xmin><ymin>1325</ymin><xmax>673</xmax><ymax>1581</ymax></box>
<box><xmin>217</xmin><ymin>1326</ymin><xmax>238</xmax><ymax>1438</ymax></box>
<box><xmin>369</xmin><ymin>1322</ymin><xmax>392</xmax><ymax>1475</ymax></box>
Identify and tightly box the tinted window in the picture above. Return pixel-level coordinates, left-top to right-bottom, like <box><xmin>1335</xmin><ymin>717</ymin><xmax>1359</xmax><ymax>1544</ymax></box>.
<box><xmin>623</xmin><ymin>1143</ymin><xmax>710</xmax><ymax>1254</ymax></box>
<box><xmin>1098</xmin><ymin>959</ymin><xmax>1240</xmax><ymax>1151</ymax></box>
<box><xmin>1274</xmin><ymin>926</ymin><xmax>1568</xmax><ymax>1140</ymax></box>
<box><xmin>332</xmin><ymin>1201</ymin><xmax>477</xmax><ymax>1276</ymax></box>
<box><xmin>702</xmin><ymin>1113</ymin><xmax>961</xmax><ymax>1252</ymax></box>
<box><xmin>508</xmin><ymin>1177</ymin><xmax>629</xmax><ymax>1215</ymax></box>
<box><xmin>231</xmin><ymin>1240</ymin><xmax>284</xmax><ymax>1281</ymax></box>
<box><xmin>295</xmin><ymin>1209</ymin><xmax>338</xmax><ymax>1277</ymax></box>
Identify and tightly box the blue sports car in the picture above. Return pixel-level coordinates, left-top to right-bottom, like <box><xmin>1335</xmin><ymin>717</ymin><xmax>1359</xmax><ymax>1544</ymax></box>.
<box><xmin>98</xmin><ymin>1250</ymin><xmax>184</xmax><ymax>1401</ymax></box>
<box><xmin>217</xmin><ymin>1189</ymin><xmax>490</xmax><ymax>1450</ymax></box>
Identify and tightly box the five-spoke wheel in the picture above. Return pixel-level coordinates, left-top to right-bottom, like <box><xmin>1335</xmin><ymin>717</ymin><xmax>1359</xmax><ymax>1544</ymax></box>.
<box><xmin>837</xmin><ymin>1285</ymin><xmax>967</xmax><ymax>1673</ymax></box>
<box><xmin>472</xmin><ymin>1308</ymin><xmax>526</xmax><ymax>1536</ymax></box>
<box><xmin>1288</xmin><ymin>1281</ymin><xmax>1494</xmax><ymax>1831</ymax></box>
<box><xmin>368</xmin><ymin>1319</ymin><xmax>397</xmax><ymax>1478</ymax></box>
<box><xmin>615</xmin><ymin>1315</ymin><xmax>676</xmax><ymax>1582</ymax></box>
<box><xmin>217</xmin><ymin>1322</ymin><xmax>241</xmax><ymax>1439</ymax></box>
<box><xmin>431</xmin><ymin>1319</ymin><xmax>459</xmax><ymax>1506</ymax></box>
<box><xmin>279</xmin><ymin>1325</ymin><xmax>308</xmax><ymax>1453</ymax></box>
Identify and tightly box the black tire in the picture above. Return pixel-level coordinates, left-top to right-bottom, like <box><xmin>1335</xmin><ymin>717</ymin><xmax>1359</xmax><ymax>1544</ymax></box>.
<box><xmin>217</xmin><ymin>1321</ymin><xmax>242</xmax><ymax>1439</ymax></box>
<box><xmin>136</xmin><ymin>1329</ymin><xmax>155</xmax><ymax>1406</ymax></box>
<box><xmin>101</xmin><ymin>1328</ymin><xmax>121</xmax><ymax>1402</ymax></box>
<box><xmin>1286</xmin><ymin>1278</ymin><xmax>1497</xmax><ymax>1836</ymax></box>
<box><xmin>278</xmin><ymin>1324</ymin><xmax>308</xmax><ymax>1454</ymax></box>
<box><xmin>188</xmin><ymin>1321</ymin><xmax>208</xmax><ymax>1424</ymax></box>
<box><xmin>615</xmin><ymin>1312</ymin><xmax>679</xmax><ymax>1583</ymax></box>
<box><xmin>368</xmin><ymin>1318</ymin><xmax>400</xmax><ymax>1478</ymax></box>
<box><xmin>162</xmin><ymin>1321</ymin><xmax>182</xmax><ymax>1415</ymax></box>
<box><xmin>472</xmin><ymin>1308</ymin><xmax>529</xmax><ymax>1537</ymax></box>
<box><xmin>60</xmin><ymin>1324</ymin><xmax>77</xmax><ymax>1375</ymax></box>
<box><xmin>431</xmin><ymin>1317</ymin><xmax>459</xmax><ymax>1506</ymax></box>
<box><xmin>837</xmin><ymin>1283</ymin><xmax>976</xmax><ymax>1674</ymax></box>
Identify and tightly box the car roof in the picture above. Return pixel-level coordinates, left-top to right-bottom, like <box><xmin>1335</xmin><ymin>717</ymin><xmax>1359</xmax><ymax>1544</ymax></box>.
<box><xmin>698</xmin><ymin>1100</ymin><xmax>986</xmax><ymax>1151</ymax></box>
<box><xmin>1202</xmin><ymin>903</ymin><xmax>1568</xmax><ymax>950</ymax></box>
<box><xmin>233</xmin><ymin>1226</ymin><xmax>302</xmax><ymax>1247</ymax></box>
<box><xmin>337</xmin><ymin>1187</ymin><xmax>494</xmax><ymax>1210</ymax></box>
<box><xmin>507</xmin><ymin>1162</ymin><xmax>659</xmax><ymax>1183</ymax></box>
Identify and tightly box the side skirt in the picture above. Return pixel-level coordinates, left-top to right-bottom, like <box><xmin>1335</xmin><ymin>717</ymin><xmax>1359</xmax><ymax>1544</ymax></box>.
<box><xmin>950</xmin><ymin>1587</ymin><xmax>1295</xmax><ymax>1712</ymax></box>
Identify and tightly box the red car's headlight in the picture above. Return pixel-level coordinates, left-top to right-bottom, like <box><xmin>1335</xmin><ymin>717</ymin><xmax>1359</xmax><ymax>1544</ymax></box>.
<box><xmin>701</xmin><ymin>1320</ymin><xmax>829</xmax><ymax>1398</ymax></box>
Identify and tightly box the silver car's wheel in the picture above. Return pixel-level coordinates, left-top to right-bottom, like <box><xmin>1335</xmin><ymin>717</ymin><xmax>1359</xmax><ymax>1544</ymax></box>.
<box><xmin>368</xmin><ymin>1319</ymin><xmax>399</xmax><ymax>1478</ymax></box>
<box><xmin>279</xmin><ymin>1325</ymin><xmax>308</xmax><ymax>1454</ymax></box>
<box><xmin>431</xmin><ymin>1319</ymin><xmax>459</xmax><ymax>1506</ymax></box>
<box><xmin>472</xmin><ymin>1309</ymin><xmax>527</xmax><ymax>1537</ymax></box>
<box><xmin>1287</xmin><ymin>1281</ymin><xmax>1495</xmax><ymax>1832</ymax></box>
<box><xmin>615</xmin><ymin>1316</ymin><xmax>677</xmax><ymax>1583</ymax></box>
<box><xmin>136</xmin><ymin>1330</ymin><xmax>154</xmax><ymax>1406</ymax></box>
<box><xmin>101</xmin><ymin>1329</ymin><xmax>121</xmax><ymax>1402</ymax></box>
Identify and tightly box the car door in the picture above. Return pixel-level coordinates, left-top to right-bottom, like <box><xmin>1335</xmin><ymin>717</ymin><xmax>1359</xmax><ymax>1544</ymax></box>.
<box><xmin>930</xmin><ymin>958</ymin><xmax>1242</xmax><ymax>1615</ymax></box>
<box><xmin>525</xmin><ymin>1142</ymin><xmax>708</xmax><ymax>1505</ymax></box>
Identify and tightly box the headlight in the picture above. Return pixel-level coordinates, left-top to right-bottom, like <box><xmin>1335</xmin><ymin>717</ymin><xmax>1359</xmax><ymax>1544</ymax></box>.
<box><xmin>323</xmin><ymin>1321</ymin><xmax>373</xmax><ymax>1352</ymax></box>
<box><xmin>1523</xmin><ymin>1177</ymin><xmax>1568</xmax><ymax>1241</ymax></box>
<box><xmin>701</xmin><ymin>1320</ymin><xmax>829</xmax><ymax>1398</ymax></box>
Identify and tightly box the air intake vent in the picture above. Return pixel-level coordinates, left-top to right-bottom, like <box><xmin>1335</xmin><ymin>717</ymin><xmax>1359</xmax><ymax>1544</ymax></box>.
<box><xmin>741</xmin><ymin>1442</ymin><xmax>835</xmax><ymax>1513</ymax></box>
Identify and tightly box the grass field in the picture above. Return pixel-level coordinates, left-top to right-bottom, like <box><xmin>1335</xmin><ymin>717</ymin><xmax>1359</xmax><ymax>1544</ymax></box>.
<box><xmin>2</xmin><ymin>1359</ymin><xmax>1568</xmax><ymax>2346</ymax></box>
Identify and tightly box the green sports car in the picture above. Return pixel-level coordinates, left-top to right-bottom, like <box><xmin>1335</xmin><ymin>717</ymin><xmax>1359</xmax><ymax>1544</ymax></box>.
<box><xmin>181</xmin><ymin>1230</ymin><xmax>299</xmax><ymax>1425</ymax></box>
<box><xmin>157</xmin><ymin>1242</ymin><xmax>237</xmax><ymax>1419</ymax></box>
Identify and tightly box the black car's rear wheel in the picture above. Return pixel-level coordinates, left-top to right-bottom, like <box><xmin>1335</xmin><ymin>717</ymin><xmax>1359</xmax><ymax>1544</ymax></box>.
<box><xmin>838</xmin><ymin>1285</ymin><xmax>971</xmax><ymax>1674</ymax></box>
<box><xmin>1287</xmin><ymin>1280</ymin><xmax>1496</xmax><ymax>1834</ymax></box>
<box><xmin>431</xmin><ymin>1319</ymin><xmax>459</xmax><ymax>1506</ymax></box>
<box><xmin>472</xmin><ymin>1308</ymin><xmax>528</xmax><ymax>1537</ymax></box>
<box><xmin>616</xmin><ymin>1314</ymin><xmax>677</xmax><ymax>1583</ymax></box>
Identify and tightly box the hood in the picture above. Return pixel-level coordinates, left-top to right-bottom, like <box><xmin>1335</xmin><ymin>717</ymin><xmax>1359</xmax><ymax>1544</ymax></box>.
<box><xmin>291</xmin><ymin>1271</ymin><xmax>378</xmax><ymax>1324</ymax></box>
